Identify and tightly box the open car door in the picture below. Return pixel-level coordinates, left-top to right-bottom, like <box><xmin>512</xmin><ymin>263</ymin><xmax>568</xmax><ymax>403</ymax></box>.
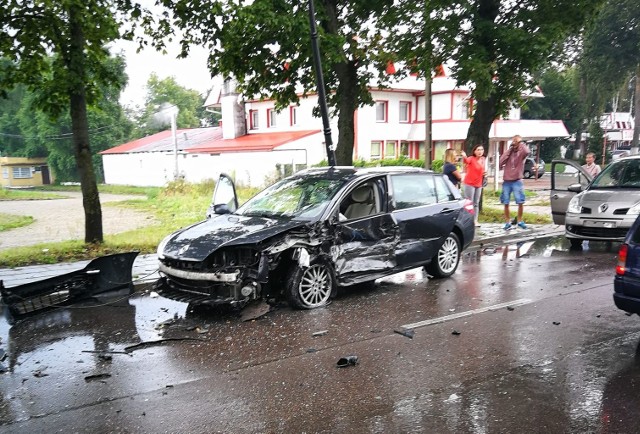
<box><xmin>206</xmin><ymin>173</ymin><xmax>239</xmax><ymax>218</ymax></box>
<box><xmin>550</xmin><ymin>159</ymin><xmax>592</xmax><ymax>225</ymax></box>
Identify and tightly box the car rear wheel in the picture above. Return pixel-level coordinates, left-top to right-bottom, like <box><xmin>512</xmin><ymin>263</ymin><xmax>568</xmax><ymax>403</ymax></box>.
<box><xmin>425</xmin><ymin>232</ymin><xmax>461</xmax><ymax>278</ymax></box>
<box><xmin>523</xmin><ymin>170</ymin><xmax>531</xmax><ymax>179</ymax></box>
<box><xmin>286</xmin><ymin>260</ymin><xmax>335</xmax><ymax>309</ymax></box>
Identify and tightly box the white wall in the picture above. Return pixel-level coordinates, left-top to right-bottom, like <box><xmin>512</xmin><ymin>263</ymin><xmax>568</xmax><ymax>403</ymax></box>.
<box><xmin>103</xmin><ymin>132</ymin><xmax>327</xmax><ymax>189</ymax></box>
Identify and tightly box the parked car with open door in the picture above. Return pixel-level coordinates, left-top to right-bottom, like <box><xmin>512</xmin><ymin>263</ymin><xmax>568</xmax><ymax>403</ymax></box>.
<box><xmin>550</xmin><ymin>157</ymin><xmax>640</xmax><ymax>248</ymax></box>
<box><xmin>154</xmin><ymin>167</ymin><xmax>475</xmax><ymax>309</ymax></box>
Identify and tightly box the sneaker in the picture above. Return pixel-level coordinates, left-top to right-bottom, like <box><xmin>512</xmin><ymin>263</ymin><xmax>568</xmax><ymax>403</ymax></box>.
<box><xmin>517</xmin><ymin>221</ymin><xmax>528</xmax><ymax>229</ymax></box>
<box><xmin>503</xmin><ymin>222</ymin><xmax>512</xmax><ymax>231</ymax></box>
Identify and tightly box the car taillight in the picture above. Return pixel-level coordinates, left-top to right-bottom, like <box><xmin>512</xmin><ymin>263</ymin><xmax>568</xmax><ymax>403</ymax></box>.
<box><xmin>616</xmin><ymin>244</ymin><xmax>628</xmax><ymax>275</ymax></box>
<box><xmin>463</xmin><ymin>199</ymin><xmax>475</xmax><ymax>214</ymax></box>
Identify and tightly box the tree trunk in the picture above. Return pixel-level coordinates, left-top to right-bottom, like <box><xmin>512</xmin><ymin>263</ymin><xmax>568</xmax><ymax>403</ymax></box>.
<box><xmin>319</xmin><ymin>0</ymin><xmax>357</xmax><ymax>166</ymax></box>
<box><xmin>334</xmin><ymin>61</ymin><xmax>358</xmax><ymax>165</ymax></box>
<box><xmin>466</xmin><ymin>96</ymin><xmax>497</xmax><ymax>152</ymax></box>
<box><xmin>68</xmin><ymin>5</ymin><xmax>103</xmax><ymax>243</ymax></box>
<box><xmin>633</xmin><ymin>64</ymin><xmax>640</xmax><ymax>152</ymax></box>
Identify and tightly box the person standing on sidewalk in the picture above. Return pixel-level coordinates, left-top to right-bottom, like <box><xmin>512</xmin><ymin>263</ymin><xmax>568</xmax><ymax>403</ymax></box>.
<box><xmin>499</xmin><ymin>135</ymin><xmax>530</xmax><ymax>230</ymax></box>
<box><xmin>443</xmin><ymin>148</ymin><xmax>462</xmax><ymax>188</ymax></box>
<box><xmin>582</xmin><ymin>152</ymin><xmax>601</xmax><ymax>177</ymax></box>
<box><xmin>461</xmin><ymin>144</ymin><xmax>486</xmax><ymax>227</ymax></box>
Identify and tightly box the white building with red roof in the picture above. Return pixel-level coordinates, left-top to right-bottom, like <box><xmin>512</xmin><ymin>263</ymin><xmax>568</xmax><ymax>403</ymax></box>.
<box><xmin>101</xmin><ymin>69</ymin><xmax>569</xmax><ymax>187</ymax></box>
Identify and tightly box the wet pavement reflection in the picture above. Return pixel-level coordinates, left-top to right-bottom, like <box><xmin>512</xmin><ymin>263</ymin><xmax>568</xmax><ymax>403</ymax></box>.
<box><xmin>0</xmin><ymin>235</ymin><xmax>636</xmax><ymax>433</ymax></box>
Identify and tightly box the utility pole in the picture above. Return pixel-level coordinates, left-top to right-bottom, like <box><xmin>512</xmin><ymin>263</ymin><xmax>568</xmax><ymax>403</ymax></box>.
<box><xmin>424</xmin><ymin>75</ymin><xmax>432</xmax><ymax>170</ymax></box>
<box><xmin>308</xmin><ymin>0</ymin><xmax>337</xmax><ymax>167</ymax></box>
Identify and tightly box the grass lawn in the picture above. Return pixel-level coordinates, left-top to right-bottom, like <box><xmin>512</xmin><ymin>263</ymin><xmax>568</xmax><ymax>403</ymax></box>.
<box><xmin>0</xmin><ymin>189</ymin><xmax>67</xmax><ymax>200</ymax></box>
<box><xmin>0</xmin><ymin>181</ymin><xmax>259</xmax><ymax>267</ymax></box>
<box><xmin>0</xmin><ymin>180</ymin><xmax>549</xmax><ymax>267</ymax></box>
<box><xmin>0</xmin><ymin>213</ymin><xmax>34</xmax><ymax>232</ymax></box>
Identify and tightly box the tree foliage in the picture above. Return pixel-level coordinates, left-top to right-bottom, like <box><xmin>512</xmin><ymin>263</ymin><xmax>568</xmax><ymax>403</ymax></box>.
<box><xmin>148</xmin><ymin>0</ymin><xmax>397</xmax><ymax>165</ymax></box>
<box><xmin>581</xmin><ymin>0</ymin><xmax>640</xmax><ymax>147</ymax></box>
<box><xmin>134</xmin><ymin>73</ymin><xmax>209</xmax><ymax>137</ymax></box>
<box><xmin>449</xmin><ymin>0</ymin><xmax>605</xmax><ymax>150</ymax></box>
<box><xmin>0</xmin><ymin>0</ymin><xmax>144</xmax><ymax>243</ymax></box>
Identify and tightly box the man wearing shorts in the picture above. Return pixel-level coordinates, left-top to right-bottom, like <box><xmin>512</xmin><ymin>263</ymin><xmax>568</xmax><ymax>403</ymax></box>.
<box><xmin>499</xmin><ymin>135</ymin><xmax>530</xmax><ymax>230</ymax></box>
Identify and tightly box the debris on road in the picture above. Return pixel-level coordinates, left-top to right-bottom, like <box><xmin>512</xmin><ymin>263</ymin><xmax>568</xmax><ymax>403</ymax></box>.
<box><xmin>312</xmin><ymin>330</ymin><xmax>329</xmax><ymax>337</ymax></box>
<box><xmin>124</xmin><ymin>338</ymin><xmax>205</xmax><ymax>353</ymax></box>
<box><xmin>452</xmin><ymin>330</ymin><xmax>461</xmax><ymax>335</ymax></box>
<box><xmin>85</xmin><ymin>373</ymin><xmax>111</xmax><ymax>382</ymax></box>
<box><xmin>0</xmin><ymin>252</ymin><xmax>138</xmax><ymax>320</ymax></box>
<box><xmin>394</xmin><ymin>328</ymin><xmax>415</xmax><ymax>339</ymax></box>
<box><xmin>336</xmin><ymin>355</ymin><xmax>358</xmax><ymax>367</ymax></box>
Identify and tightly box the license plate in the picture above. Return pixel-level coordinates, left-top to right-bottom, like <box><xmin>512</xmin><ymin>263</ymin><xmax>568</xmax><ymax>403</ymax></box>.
<box><xmin>584</xmin><ymin>220</ymin><xmax>617</xmax><ymax>228</ymax></box>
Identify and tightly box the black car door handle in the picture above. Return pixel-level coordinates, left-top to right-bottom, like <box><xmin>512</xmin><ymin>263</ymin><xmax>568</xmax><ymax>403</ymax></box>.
<box><xmin>439</xmin><ymin>208</ymin><xmax>455</xmax><ymax>214</ymax></box>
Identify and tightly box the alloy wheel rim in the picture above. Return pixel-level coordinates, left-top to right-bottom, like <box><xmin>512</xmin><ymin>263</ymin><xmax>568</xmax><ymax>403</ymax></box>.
<box><xmin>438</xmin><ymin>237</ymin><xmax>459</xmax><ymax>274</ymax></box>
<box><xmin>299</xmin><ymin>264</ymin><xmax>331</xmax><ymax>307</ymax></box>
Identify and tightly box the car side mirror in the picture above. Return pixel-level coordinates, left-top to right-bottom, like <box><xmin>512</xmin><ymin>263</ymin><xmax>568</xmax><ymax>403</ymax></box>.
<box><xmin>568</xmin><ymin>183</ymin><xmax>583</xmax><ymax>193</ymax></box>
<box><xmin>206</xmin><ymin>203</ymin><xmax>232</xmax><ymax>218</ymax></box>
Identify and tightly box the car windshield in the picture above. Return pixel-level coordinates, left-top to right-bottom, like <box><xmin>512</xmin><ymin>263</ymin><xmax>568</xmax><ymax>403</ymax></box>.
<box><xmin>591</xmin><ymin>159</ymin><xmax>640</xmax><ymax>188</ymax></box>
<box><xmin>236</xmin><ymin>174</ymin><xmax>348</xmax><ymax>220</ymax></box>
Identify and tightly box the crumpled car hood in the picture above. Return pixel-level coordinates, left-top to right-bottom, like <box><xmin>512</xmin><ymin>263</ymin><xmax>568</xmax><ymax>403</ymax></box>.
<box><xmin>161</xmin><ymin>214</ymin><xmax>307</xmax><ymax>261</ymax></box>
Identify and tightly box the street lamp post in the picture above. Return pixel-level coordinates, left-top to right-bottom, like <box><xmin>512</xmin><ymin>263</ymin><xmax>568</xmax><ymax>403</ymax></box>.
<box><xmin>308</xmin><ymin>0</ymin><xmax>337</xmax><ymax>167</ymax></box>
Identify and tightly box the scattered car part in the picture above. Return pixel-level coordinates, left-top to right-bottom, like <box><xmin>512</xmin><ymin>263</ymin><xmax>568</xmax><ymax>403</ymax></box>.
<box><xmin>336</xmin><ymin>355</ymin><xmax>358</xmax><ymax>367</ymax></box>
<box><xmin>0</xmin><ymin>252</ymin><xmax>138</xmax><ymax>318</ymax></box>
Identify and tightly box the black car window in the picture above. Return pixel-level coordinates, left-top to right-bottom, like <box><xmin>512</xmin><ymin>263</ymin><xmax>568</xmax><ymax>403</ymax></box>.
<box><xmin>592</xmin><ymin>159</ymin><xmax>640</xmax><ymax>188</ymax></box>
<box><xmin>391</xmin><ymin>174</ymin><xmax>437</xmax><ymax>210</ymax></box>
<box><xmin>434</xmin><ymin>175</ymin><xmax>456</xmax><ymax>202</ymax></box>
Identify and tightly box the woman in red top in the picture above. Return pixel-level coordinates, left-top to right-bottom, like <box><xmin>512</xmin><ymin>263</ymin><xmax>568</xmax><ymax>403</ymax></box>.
<box><xmin>461</xmin><ymin>144</ymin><xmax>486</xmax><ymax>226</ymax></box>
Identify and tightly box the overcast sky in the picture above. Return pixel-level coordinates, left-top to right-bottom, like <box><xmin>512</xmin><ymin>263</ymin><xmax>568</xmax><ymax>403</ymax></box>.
<box><xmin>112</xmin><ymin>39</ymin><xmax>214</xmax><ymax>109</ymax></box>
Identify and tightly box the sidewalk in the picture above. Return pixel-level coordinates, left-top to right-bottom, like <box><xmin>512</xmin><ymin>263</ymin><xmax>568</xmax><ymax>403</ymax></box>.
<box><xmin>0</xmin><ymin>223</ymin><xmax>564</xmax><ymax>290</ymax></box>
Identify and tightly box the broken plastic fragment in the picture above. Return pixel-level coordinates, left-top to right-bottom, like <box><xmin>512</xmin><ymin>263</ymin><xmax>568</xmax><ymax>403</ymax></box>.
<box><xmin>451</xmin><ymin>330</ymin><xmax>461</xmax><ymax>335</ymax></box>
<box><xmin>312</xmin><ymin>330</ymin><xmax>328</xmax><ymax>337</ymax></box>
<box><xmin>394</xmin><ymin>328</ymin><xmax>415</xmax><ymax>339</ymax></box>
<box><xmin>336</xmin><ymin>355</ymin><xmax>358</xmax><ymax>367</ymax></box>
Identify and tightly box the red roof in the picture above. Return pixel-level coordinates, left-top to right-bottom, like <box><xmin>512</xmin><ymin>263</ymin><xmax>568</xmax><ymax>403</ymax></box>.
<box><xmin>101</xmin><ymin>130</ymin><xmax>174</xmax><ymax>154</ymax></box>
<box><xmin>187</xmin><ymin>130</ymin><xmax>320</xmax><ymax>153</ymax></box>
<box><xmin>101</xmin><ymin>128</ymin><xmax>321</xmax><ymax>155</ymax></box>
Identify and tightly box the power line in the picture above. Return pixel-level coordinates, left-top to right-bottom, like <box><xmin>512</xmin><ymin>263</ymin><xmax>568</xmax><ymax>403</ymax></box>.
<box><xmin>0</xmin><ymin>125</ymin><xmax>114</xmax><ymax>141</ymax></box>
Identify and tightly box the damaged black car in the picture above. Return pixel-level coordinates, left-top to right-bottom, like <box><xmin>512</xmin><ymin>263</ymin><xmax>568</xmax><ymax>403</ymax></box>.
<box><xmin>154</xmin><ymin>166</ymin><xmax>475</xmax><ymax>309</ymax></box>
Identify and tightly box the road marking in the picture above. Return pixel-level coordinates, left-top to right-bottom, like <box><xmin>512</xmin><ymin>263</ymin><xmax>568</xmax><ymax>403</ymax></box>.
<box><xmin>401</xmin><ymin>298</ymin><xmax>533</xmax><ymax>330</ymax></box>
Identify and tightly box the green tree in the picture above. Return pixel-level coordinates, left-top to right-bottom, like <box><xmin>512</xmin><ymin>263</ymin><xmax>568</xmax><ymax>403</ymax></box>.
<box><xmin>582</xmin><ymin>0</ymin><xmax>640</xmax><ymax>149</ymax></box>
<box><xmin>134</xmin><ymin>74</ymin><xmax>208</xmax><ymax>137</ymax></box>
<box><xmin>451</xmin><ymin>0</ymin><xmax>604</xmax><ymax>150</ymax></box>
<box><xmin>6</xmin><ymin>55</ymin><xmax>133</xmax><ymax>182</ymax></box>
<box><xmin>0</xmin><ymin>0</ymin><xmax>141</xmax><ymax>243</ymax></box>
<box><xmin>148</xmin><ymin>0</ymin><xmax>395</xmax><ymax>165</ymax></box>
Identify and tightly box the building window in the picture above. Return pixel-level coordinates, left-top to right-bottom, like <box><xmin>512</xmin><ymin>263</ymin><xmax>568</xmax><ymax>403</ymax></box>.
<box><xmin>249</xmin><ymin>110</ymin><xmax>259</xmax><ymax>129</ymax></box>
<box><xmin>2</xmin><ymin>168</ymin><xmax>8</xmax><ymax>179</ymax></box>
<box><xmin>290</xmin><ymin>106</ymin><xmax>298</xmax><ymax>126</ymax></box>
<box><xmin>400</xmin><ymin>141</ymin><xmax>409</xmax><ymax>157</ymax></box>
<box><xmin>267</xmin><ymin>109</ymin><xmax>276</xmax><ymax>127</ymax></box>
<box><xmin>13</xmin><ymin>167</ymin><xmax>32</xmax><ymax>179</ymax></box>
<box><xmin>371</xmin><ymin>141</ymin><xmax>382</xmax><ymax>160</ymax></box>
<box><xmin>399</xmin><ymin>102</ymin><xmax>411</xmax><ymax>123</ymax></box>
<box><xmin>385</xmin><ymin>141</ymin><xmax>396</xmax><ymax>159</ymax></box>
<box><xmin>375</xmin><ymin>101</ymin><xmax>388</xmax><ymax>122</ymax></box>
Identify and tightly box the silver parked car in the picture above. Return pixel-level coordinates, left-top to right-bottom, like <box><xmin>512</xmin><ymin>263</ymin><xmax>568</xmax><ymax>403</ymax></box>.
<box><xmin>550</xmin><ymin>157</ymin><xmax>640</xmax><ymax>248</ymax></box>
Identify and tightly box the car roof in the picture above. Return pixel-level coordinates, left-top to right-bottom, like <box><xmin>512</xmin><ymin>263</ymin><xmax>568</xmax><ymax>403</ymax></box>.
<box><xmin>296</xmin><ymin>165</ymin><xmax>434</xmax><ymax>179</ymax></box>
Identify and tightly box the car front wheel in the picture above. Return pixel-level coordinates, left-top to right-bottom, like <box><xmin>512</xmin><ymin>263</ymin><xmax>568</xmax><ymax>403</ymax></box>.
<box><xmin>425</xmin><ymin>232</ymin><xmax>461</xmax><ymax>278</ymax></box>
<box><xmin>523</xmin><ymin>170</ymin><xmax>531</xmax><ymax>179</ymax></box>
<box><xmin>286</xmin><ymin>260</ymin><xmax>335</xmax><ymax>309</ymax></box>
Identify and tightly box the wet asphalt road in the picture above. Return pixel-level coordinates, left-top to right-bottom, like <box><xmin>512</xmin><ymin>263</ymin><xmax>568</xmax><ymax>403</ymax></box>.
<box><xmin>0</xmin><ymin>236</ymin><xmax>638</xmax><ymax>433</ymax></box>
